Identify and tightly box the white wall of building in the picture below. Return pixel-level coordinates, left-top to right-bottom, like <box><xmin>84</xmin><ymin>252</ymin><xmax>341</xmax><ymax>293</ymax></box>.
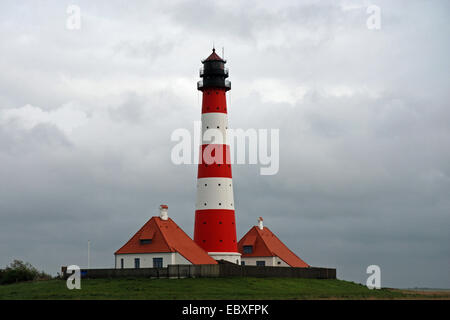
<box><xmin>115</xmin><ymin>252</ymin><xmax>191</xmax><ymax>269</ymax></box>
<box><xmin>208</xmin><ymin>252</ymin><xmax>241</xmax><ymax>265</ymax></box>
<box><xmin>241</xmin><ymin>256</ymin><xmax>290</xmax><ymax>267</ymax></box>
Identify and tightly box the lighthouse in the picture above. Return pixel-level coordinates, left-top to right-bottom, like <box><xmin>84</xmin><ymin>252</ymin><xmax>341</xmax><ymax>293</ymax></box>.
<box><xmin>194</xmin><ymin>49</ymin><xmax>241</xmax><ymax>264</ymax></box>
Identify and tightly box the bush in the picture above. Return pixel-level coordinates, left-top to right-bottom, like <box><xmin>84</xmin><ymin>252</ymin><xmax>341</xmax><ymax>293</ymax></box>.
<box><xmin>0</xmin><ymin>260</ymin><xmax>52</xmax><ymax>285</ymax></box>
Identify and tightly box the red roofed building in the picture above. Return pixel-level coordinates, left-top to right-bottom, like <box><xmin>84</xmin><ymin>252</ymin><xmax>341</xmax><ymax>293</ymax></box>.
<box><xmin>115</xmin><ymin>205</ymin><xmax>217</xmax><ymax>268</ymax></box>
<box><xmin>237</xmin><ymin>217</ymin><xmax>309</xmax><ymax>268</ymax></box>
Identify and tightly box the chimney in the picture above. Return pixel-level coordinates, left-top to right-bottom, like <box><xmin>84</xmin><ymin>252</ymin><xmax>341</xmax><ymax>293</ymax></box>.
<box><xmin>160</xmin><ymin>204</ymin><xmax>168</xmax><ymax>220</ymax></box>
<box><xmin>258</xmin><ymin>217</ymin><xmax>264</xmax><ymax>230</ymax></box>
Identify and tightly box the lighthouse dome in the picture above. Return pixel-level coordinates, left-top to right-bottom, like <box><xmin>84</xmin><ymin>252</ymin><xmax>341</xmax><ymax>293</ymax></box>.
<box><xmin>198</xmin><ymin>48</ymin><xmax>231</xmax><ymax>91</ymax></box>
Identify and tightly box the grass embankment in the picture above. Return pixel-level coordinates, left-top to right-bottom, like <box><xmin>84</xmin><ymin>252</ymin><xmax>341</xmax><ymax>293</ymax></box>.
<box><xmin>0</xmin><ymin>277</ymin><xmax>449</xmax><ymax>300</ymax></box>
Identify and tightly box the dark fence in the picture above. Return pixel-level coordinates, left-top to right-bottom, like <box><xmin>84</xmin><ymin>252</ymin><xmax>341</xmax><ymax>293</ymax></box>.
<box><xmin>218</xmin><ymin>264</ymin><xmax>335</xmax><ymax>279</ymax></box>
<box><xmin>63</xmin><ymin>264</ymin><xmax>336</xmax><ymax>280</ymax></box>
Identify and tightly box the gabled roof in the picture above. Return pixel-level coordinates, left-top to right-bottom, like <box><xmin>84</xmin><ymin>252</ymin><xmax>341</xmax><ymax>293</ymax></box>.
<box><xmin>115</xmin><ymin>217</ymin><xmax>217</xmax><ymax>265</ymax></box>
<box><xmin>237</xmin><ymin>226</ymin><xmax>309</xmax><ymax>268</ymax></box>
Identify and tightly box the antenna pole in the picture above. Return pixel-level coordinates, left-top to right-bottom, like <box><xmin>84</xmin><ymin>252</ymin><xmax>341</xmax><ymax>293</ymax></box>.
<box><xmin>87</xmin><ymin>240</ymin><xmax>90</xmax><ymax>269</ymax></box>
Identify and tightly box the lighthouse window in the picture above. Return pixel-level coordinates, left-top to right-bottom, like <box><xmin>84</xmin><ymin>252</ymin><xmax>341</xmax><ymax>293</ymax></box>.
<box><xmin>203</xmin><ymin>221</ymin><xmax>206</xmax><ymax>224</ymax></box>
<box><xmin>205</xmin><ymin>183</ymin><xmax>207</xmax><ymax>186</ymax></box>
<box><xmin>217</xmin><ymin>126</ymin><xmax>219</xmax><ymax>128</ymax></box>
<box><xmin>206</xmin><ymin>126</ymin><xmax>209</xmax><ymax>129</ymax></box>
<box><xmin>219</xmin><ymin>203</ymin><xmax>222</xmax><ymax>206</ymax></box>
<box><xmin>218</xmin><ymin>183</ymin><xmax>221</xmax><ymax>186</ymax></box>
<box><xmin>219</xmin><ymin>221</ymin><xmax>222</xmax><ymax>224</ymax></box>
<box><xmin>216</xmin><ymin>107</ymin><xmax>219</xmax><ymax>110</ymax></box>
<box><xmin>243</xmin><ymin>246</ymin><xmax>253</xmax><ymax>254</ymax></box>
<box><xmin>204</xmin><ymin>203</ymin><xmax>207</xmax><ymax>206</ymax></box>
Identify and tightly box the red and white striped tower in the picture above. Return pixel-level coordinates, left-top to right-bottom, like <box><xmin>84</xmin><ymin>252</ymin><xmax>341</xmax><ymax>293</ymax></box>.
<box><xmin>194</xmin><ymin>49</ymin><xmax>241</xmax><ymax>264</ymax></box>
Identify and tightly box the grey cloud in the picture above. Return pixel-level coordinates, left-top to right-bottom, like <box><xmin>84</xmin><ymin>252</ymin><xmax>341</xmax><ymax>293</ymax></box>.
<box><xmin>0</xmin><ymin>122</ymin><xmax>71</xmax><ymax>153</ymax></box>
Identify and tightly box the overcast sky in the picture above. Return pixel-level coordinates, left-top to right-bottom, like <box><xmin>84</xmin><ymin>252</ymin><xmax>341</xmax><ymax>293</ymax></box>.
<box><xmin>0</xmin><ymin>0</ymin><xmax>449</xmax><ymax>289</ymax></box>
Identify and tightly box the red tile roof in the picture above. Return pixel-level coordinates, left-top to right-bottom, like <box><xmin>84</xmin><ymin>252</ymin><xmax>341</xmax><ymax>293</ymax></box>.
<box><xmin>139</xmin><ymin>229</ymin><xmax>154</xmax><ymax>240</ymax></box>
<box><xmin>242</xmin><ymin>235</ymin><xmax>257</xmax><ymax>246</ymax></box>
<box><xmin>115</xmin><ymin>217</ymin><xmax>217</xmax><ymax>265</ymax></box>
<box><xmin>238</xmin><ymin>226</ymin><xmax>309</xmax><ymax>268</ymax></box>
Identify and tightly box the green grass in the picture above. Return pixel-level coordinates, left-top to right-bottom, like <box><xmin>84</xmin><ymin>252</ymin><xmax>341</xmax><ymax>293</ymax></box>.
<box><xmin>0</xmin><ymin>277</ymin><xmax>449</xmax><ymax>300</ymax></box>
